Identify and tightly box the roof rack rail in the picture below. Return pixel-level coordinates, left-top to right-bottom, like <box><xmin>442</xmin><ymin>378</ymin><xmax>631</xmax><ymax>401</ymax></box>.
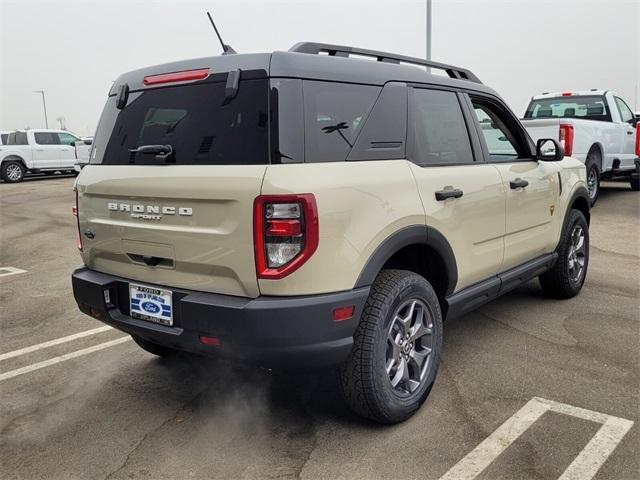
<box><xmin>289</xmin><ymin>42</ymin><xmax>481</xmax><ymax>84</ymax></box>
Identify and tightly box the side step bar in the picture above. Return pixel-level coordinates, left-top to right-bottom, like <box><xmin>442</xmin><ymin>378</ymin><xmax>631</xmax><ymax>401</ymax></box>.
<box><xmin>445</xmin><ymin>253</ymin><xmax>557</xmax><ymax>320</ymax></box>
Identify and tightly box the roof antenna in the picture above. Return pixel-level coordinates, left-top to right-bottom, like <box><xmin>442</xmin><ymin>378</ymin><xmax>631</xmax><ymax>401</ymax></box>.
<box><xmin>206</xmin><ymin>11</ymin><xmax>236</xmax><ymax>55</ymax></box>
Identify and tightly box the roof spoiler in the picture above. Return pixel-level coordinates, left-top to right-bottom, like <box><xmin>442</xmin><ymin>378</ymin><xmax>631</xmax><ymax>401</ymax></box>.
<box><xmin>289</xmin><ymin>42</ymin><xmax>481</xmax><ymax>84</ymax></box>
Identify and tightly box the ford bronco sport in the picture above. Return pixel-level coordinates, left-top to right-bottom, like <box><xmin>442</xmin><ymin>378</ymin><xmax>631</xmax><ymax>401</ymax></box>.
<box><xmin>71</xmin><ymin>43</ymin><xmax>591</xmax><ymax>423</ymax></box>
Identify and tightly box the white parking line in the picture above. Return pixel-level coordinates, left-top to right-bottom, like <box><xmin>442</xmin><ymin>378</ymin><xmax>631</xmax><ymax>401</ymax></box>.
<box><xmin>0</xmin><ymin>267</ymin><xmax>27</xmax><ymax>277</ymax></box>
<box><xmin>0</xmin><ymin>337</ymin><xmax>131</xmax><ymax>382</ymax></box>
<box><xmin>0</xmin><ymin>326</ymin><xmax>113</xmax><ymax>361</ymax></box>
<box><xmin>438</xmin><ymin>397</ymin><xmax>634</xmax><ymax>480</ymax></box>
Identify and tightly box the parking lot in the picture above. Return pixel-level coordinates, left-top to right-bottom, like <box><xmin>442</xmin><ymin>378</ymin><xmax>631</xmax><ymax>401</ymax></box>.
<box><xmin>0</xmin><ymin>177</ymin><xmax>638</xmax><ymax>479</ymax></box>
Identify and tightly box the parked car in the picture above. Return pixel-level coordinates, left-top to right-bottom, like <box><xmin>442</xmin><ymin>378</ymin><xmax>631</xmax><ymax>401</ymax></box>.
<box><xmin>71</xmin><ymin>42</ymin><xmax>590</xmax><ymax>423</ymax></box>
<box><xmin>0</xmin><ymin>129</ymin><xmax>84</xmax><ymax>182</ymax></box>
<box><xmin>74</xmin><ymin>137</ymin><xmax>93</xmax><ymax>173</ymax></box>
<box><xmin>522</xmin><ymin>90</ymin><xmax>639</xmax><ymax>204</ymax></box>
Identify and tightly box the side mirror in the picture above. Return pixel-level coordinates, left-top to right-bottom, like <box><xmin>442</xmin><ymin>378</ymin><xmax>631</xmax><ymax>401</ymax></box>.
<box><xmin>83</xmin><ymin>139</ymin><xmax>93</xmax><ymax>145</ymax></box>
<box><xmin>536</xmin><ymin>138</ymin><xmax>564</xmax><ymax>161</ymax></box>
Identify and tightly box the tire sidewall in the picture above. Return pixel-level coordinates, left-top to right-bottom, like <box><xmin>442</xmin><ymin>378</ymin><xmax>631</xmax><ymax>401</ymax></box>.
<box><xmin>371</xmin><ymin>274</ymin><xmax>443</xmax><ymax>420</ymax></box>
<box><xmin>586</xmin><ymin>161</ymin><xmax>600</xmax><ymax>205</ymax></box>
<box><xmin>559</xmin><ymin>211</ymin><xmax>589</xmax><ymax>294</ymax></box>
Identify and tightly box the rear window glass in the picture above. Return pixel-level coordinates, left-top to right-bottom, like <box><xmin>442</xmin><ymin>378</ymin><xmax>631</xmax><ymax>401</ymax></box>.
<box><xmin>92</xmin><ymin>78</ymin><xmax>269</xmax><ymax>165</ymax></box>
<box><xmin>7</xmin><ymin>132</ymin><xmax>28</xmax><ymax>145</ymax></box>
<box><xmin>524</xmin><ymin>96</ymin><xmax>611</xmax><ymax>121</ymax></box>
<box><xmin>302</xmin><ymin>81</ymin><xmax>380</xmax><ymax>162</ymax></box>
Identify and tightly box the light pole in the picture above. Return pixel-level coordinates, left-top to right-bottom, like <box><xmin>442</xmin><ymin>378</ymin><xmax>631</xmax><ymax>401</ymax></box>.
<box><xmin>426</xmin><ymin>0</ymin><xmax>432</xmax><ymax>62</ymax></box>
<box><xmin>34</xmin><ymin>90</ymin><xmax>49</xmax><ymax>129</ymax></box>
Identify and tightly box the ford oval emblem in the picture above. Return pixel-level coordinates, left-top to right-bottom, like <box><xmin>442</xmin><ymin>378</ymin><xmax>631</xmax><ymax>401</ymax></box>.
<box><xmin>141</xmin><ymin>301</ymin><xmax>160</xmax><ymax>314</ymax></box>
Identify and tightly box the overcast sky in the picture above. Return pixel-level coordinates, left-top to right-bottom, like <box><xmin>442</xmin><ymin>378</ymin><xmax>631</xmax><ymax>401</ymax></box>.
<box><xmin>1</xmin><ymin>0</ymin><xmax>638</xmax><ymax>136</ymax></box>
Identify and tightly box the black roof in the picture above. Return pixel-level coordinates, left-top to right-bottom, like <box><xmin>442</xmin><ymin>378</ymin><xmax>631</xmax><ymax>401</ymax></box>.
<box><xmin>110</xmin><ymin>42</ymin><xmax>498</xmax><ymax>98</ymax></box>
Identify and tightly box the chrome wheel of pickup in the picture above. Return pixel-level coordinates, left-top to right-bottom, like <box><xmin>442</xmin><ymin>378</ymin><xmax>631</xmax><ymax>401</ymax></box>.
<box><xmin>6</xmin><ymin>164</ymin><xmax>23</xmax><ymax>181</ymax></box>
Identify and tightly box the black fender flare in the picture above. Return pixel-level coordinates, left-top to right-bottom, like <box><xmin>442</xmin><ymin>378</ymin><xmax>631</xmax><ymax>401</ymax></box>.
<box><xmin>354</xmin><ymin>225</ymin><xmax>458</xmax><ymax>295</ymax></box>
<box><xmin>565</xmin><ymin>186</ymin><xmax>590</xmax><ymax>225</ymax></box>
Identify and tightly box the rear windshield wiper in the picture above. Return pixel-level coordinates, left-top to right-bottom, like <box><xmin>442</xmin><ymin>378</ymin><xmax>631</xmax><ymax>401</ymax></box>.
<box><xmin>128</xmin><ymin>144</ymin><xmax>175</xmax><ymax>162</ymax></box>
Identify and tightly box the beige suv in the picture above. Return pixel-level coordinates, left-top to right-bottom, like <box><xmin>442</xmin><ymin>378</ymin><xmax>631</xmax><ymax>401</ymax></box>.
<box><xmin>72</xmin><ymin>43</ymin><xmax>591</xmax><ymax>423</ymax></box>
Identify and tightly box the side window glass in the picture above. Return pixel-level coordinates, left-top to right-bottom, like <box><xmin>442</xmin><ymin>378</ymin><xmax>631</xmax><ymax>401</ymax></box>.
<box><xmin>615</xmin><ymin>97</ymin><xmax>633</xmax><ymax>123</ymax></box>
<box><xmin>471</xmin><ymin>99</ymin><xmax>527</xmax><ymax>161</ymax></box>
<box><xmin>8</xmin><ymin>132</ymin><xmax>28</xmax><ymax>145</ymax></box>
<box><xmin>410</xmin><ymin>89</ymin><xmax>474</xmax><ymax>165</ymax></box>
<box><xmin>34</xmin><ymin>132</ymin><xmax>60</xmax><ymax>145</ymax></box>
<box><xmin>302</xmin><ymin>81</ymin><xmax>380</xmax><ymax>162</ymax></box>
<box><xmin>57</xmin><ymin>132</ymin><xmax>79</xmax><ymax>146</ymax></box>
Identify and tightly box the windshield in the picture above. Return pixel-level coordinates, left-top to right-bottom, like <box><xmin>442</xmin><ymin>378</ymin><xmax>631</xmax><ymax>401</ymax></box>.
<box><xmin>524</xmin><ymin>95</ymin><xmax>611</xmax><ymax>122</ymax></box>
<box><xmin>91</xmin><ymin>77</ymin><xmax>269</xmax><ymax>165</ymax></box>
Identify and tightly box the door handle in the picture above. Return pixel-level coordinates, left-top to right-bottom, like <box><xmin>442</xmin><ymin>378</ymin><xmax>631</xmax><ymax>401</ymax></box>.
<box><xmin>510</xmin><ymin>178</ymin><xmax>529</xmax><ymax>189</ymax></box>
<box><xmin>435</xmin><ymin>189</ymin><xmax>464</xmax><ymax>201</ymax></box>
<box><xmin>142</xmin><ymin>255</ymin><xmax>163</xmax><ymax>267</ymax></box>
<box><xmin>627</xmin><ymin>130</ymin><xmax>635</xmax><ymax>135</ymax></box>
<box><xmin>36</xmin><ymin>149</ymin><xmax>44</xmax><ymax>152</ymax></box>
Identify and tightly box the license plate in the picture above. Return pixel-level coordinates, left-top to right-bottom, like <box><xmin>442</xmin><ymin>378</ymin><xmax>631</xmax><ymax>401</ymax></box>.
<box><xmin>129</xmin><ymin>283</ymin><xmax>173</xmax><ymax>326</ymax></box>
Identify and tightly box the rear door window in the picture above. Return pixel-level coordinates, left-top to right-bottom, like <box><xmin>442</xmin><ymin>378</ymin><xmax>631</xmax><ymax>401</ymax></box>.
<box><xmin>92</xmin><ymin>77</ymin><xmax>269</xmax><ymax>165</ymax></box>
<box><xmin>409</xmin><ymin>88</ymin><xmax>474</xmax><ymax>166</ymax></box>
<box><xmin>7</xmin><ymin>132</ymin><xmax>28</xmax><ymax>145</ymax></box>
<box><xmin>302</xmin><ymin>81</ymin><xmax>380</xmax><ymax>162</ymax></box>
<box><xmin>34</xmin><ymin>132</ymin><xmax>61</xmax><ymax>145</ymax></box>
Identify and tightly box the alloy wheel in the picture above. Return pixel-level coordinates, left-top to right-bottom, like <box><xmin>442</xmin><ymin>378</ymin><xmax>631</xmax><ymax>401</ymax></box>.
<box><xmin>587</xmin><ymin>167</ymin><xmax>598</xmax><ymax>200</ymax></box>
<box><xmin>6</xmin><ymin>164</ymin><xmax>22</xmax><ymax>181</ymax></box>
<box><xmin>385</xmin><ymin>299</ymin><xmax>434</xmax><ymax>396</ymax></box>
<box><xmin>567</xmin><ymin>224</ymin><xmax>586</xmax><ymax>283</ymax></box>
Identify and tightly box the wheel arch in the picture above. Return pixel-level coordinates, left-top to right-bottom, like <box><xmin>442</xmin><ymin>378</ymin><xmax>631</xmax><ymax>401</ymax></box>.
<box><xmin>586</xmin><ymin>143</ymin><xmax>604</xmax><ymax>171</ymax></box>
<box><xmin>1</xmin><ymin>154</ymin><xmax>27</xmax><ymax>168</ymax></box>
<box><xmin>563</xmin><ymin>186</ymin><xmax>591</xmax><ymax>239</ymax></box>
<box><xmin>354</xmin><ymin>225</ymin><xmax>458</xmax><ymax>311</ymax></box>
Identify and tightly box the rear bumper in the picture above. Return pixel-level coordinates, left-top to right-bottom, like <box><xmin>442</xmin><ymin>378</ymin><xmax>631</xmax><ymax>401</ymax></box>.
<box><xmin>71</xmin><ymin>267</ymin><xmax>369</xmax><ymax>369</ymax></box>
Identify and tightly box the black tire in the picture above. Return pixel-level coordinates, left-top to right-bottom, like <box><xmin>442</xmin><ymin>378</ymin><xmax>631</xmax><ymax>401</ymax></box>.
<box><xmin>539</xmin><ymin>209</ymin><xmax>589</xmax><ymax>299</ymax></box>
<box><xmin>340</xmin><ymin>269</ymin><xmax>443</xmax><ymax>424</ymax></box>
<box><xmin>1</xmin><ymin>161</ymin><xmax>25</xmax><ymax>183</ymax></box>
<box><xmin>132</xmin><ymin>335</ymin><xmax>178</xmax><ymax>357</ymax></box>
<box><xmin>585</xmin><ymin>154</ymin><xmax>600</xmax><ymax>207</ymax></box>
<box><xmin>630</xmin><ymin>163</ymin><xmax>639</xmax><ymax>191</ymax></box>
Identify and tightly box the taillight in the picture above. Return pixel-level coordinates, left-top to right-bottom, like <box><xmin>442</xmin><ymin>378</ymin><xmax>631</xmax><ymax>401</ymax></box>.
<box><xmin>559</xmin><ymin>123</ymin><xmax>574</xmax><ymax>157</ymax></box>
<box><xmin>73</xmin><ymin>191</ymin><xmax>82</xmax><ymax>251</ymax></box>
<box><xmin>636</xmin><ymin>124</ymin><xmax>640</xmax><ymax>156</ymax></box>
<box><xmin>143</xmin><ymin>68</ymin><xmax>209</xmax><ymax>86</ymax></box>
<box><xmin>253</xmin><ymin>194</ymin><xmax>319</xmax><ymax>279</ymax></box>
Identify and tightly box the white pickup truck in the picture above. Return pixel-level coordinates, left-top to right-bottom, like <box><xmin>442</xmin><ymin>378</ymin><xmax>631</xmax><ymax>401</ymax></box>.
<box><xmin>0</xmin><ymin>129</ymin><xmax>90</xmax><ymax>183</ymax></box>
<box><xmin>522</xmin><ymin>90</ymin><xmax>639</xmax><ymax>204</ymax></box>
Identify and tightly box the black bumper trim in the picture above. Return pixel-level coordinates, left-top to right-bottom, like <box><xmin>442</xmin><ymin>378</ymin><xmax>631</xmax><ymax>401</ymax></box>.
<box><xmin>72</xmin><ymin>267</ymin><xmax>369</xmax><ymax>369</ymax></box>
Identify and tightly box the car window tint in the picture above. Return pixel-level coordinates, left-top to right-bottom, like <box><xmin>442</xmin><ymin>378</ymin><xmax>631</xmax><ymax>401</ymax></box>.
<box><xmin>473</xmin><ymin>106</ymin><xmax>518</xmax><ymax>160</ymax></box>
<box><xmin>34</xmin><ymin>132</ymin><xmax>61</xmax><ymax>145</ymax></box>
<box><xmin>8</xmin><ymin>132</ymin><xmax>28</xmax><ymax>145</ymax></box>
<box><xmin>303</xmin><ymin>81</ymin><xmax>380</xmax><ymax>162</ymax></box>
<box><xmin>95</xmin><ymin>78</ymin><xmax>270</xmax><ymax>166</ymax></box>
<box><xmin>410</xmin><ymin>88</ymin><xmax>473</xmax><ymax>165</ymax></box>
